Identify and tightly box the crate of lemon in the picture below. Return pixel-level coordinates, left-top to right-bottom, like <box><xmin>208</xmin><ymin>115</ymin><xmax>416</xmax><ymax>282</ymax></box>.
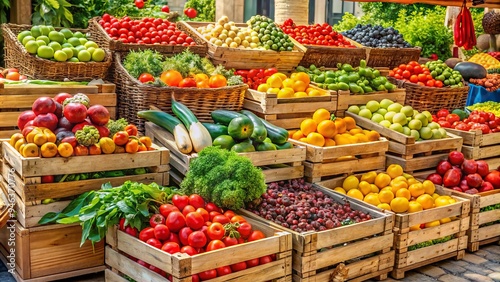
<box><xmin>317</xmin><ymin>165</ymin><xmax>471</xmax><ymax>279</ymax></box>
<box><xmin>345</xmin><ymin>100</ymin><xmax>463</xmax><ymax>173</ymax></box>
<box><xmin>243</xmin><ymin>72</ymin><xmax>337</xmax><ymax>130</ymax></box>
<box><xmin>288</xmin><ymin>108</ymin><xmax>388</xmax><ymax>183</ymax></box>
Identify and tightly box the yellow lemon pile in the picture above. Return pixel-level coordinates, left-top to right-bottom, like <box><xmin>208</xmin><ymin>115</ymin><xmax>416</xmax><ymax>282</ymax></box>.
<box><xmin>258</xmin><ymin>72</ymin><xmax>328</xmax><ymax>98</ymax></box>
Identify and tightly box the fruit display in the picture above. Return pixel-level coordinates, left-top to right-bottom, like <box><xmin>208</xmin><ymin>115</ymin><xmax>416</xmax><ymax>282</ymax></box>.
<box><xmin>342</xmin><ymin>24</ymin><xmax>412</xmax><ymax>48</ymax></box>
<box><xmin>246</xmin><ymin>179</ymin><xmax>374</xmax><ymax>232</ymax></box>
<box><xmin>468</xmin><ymin>101</ymin><xmax>500</xmax><ymax>117</ymax></box>
<box><xmin>489</xmin><ymin>51</ymin><xmax>500</xmax><ymax>61</ymax></box>
<box><xmin>98</xmin><ymin>14</ymin><xmax>198</xmax><ymax>46</ymax></box>
<box><xmin>433</xmin><ymin>109</ymin><xmax>500</xmax><ymax>133</ymax></box>
<box><xmin>468</xmin><ymin>53</ymin><xmax>500</xmax><ymax>72</ymax></box>
<box><xmin>426</xmin><ymin>151</ymin><xmax>500</xmax><ymax>194</ymax></box>
<box><xmin>235</xmin><ymin>67</ymin><xmax>278</xmax><ymax>90</ymax></box>
<box><xmin>0</xmin><ymin>68</ymin><xmax>26</xmax><ymax>81</ymax></box>
<box><xmin>122</xmin><ymin>49</ymin><xmax>243</xmax><ymax>87</ymax></box>
<box><xmin>17</xmin><ymin>25</ymin><xmax>106</xmax><ymax>62</ymax></box>
<box><xmin>469</xmin><ymin>74</ymin><xmax>500</xmax><ymax>92</ymax></box>
<box><xmin>296</xmin><ymin>60</ymin><xmax>397</xmax><ymax>93</ymax></box>
<box><xmin>12</xmin><ymin>93</ymin><xmax>152</xmax><ymax>157</ymax></box>
<box><xmin>453</xmin><ymin>3</ymin><xmax>476</xmax><ymax>50</ymax></box>
<box><xmin>250</xmin><ymin>71</ymin><xmax>328</xmax><ymax>98</ymax></box>
<box><xmin>348</xmin><ymin>99</ymin><xmax>448</xmax><ymax>140</ymax></box>
<box><xmin>280</xmin><ymin>18</ymin><xmax>355</xmax><ymax>47</ymax></box>
<box><xmin>389</xmin><ymin>60</ymin><xmax>464</xmax><ymax>88</ymax></box>
<box><xmin>289</xmin><ymin>108</ymin><xmax>381</xmax><ymax>147</ymax></box>
<box><xmin>195</xmin><ymin>15</ymin><xmax>295</xmax><ymax>51</ymax></box>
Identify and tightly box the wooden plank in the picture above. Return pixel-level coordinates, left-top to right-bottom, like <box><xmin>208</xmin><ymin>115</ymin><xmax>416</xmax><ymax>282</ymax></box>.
<box><xmin>462</xmin><ymin>143</ymin><xmax>500</xmax><ymax>160</ymax></box>
<box><xmin>385</xmin><ymin>152</ymin><xmax>450</xmax><ymax>173</ymax></box>
<box><xmin>399</xmin><ymin>220</ymin><xmax>461</xmax><ymax>248</ymax></box>
<box><xmin>399</xmin><ymin>238</ymin><xmax>459</xmax><ymax>267</ymax></box>
<box><xmin>388</xmin><ymin>132</ymin><xmax>463</xmax><ymax>156</ymax></box>
<box><xmin>9</xmin><ymin>0</ymin><xmax>31</xmax><ymax>25</ymax></box>
<box><xmin>477</xmin><ymin>224</ymin><xmax>500</xmax><ymax>241</ymax></box>
<box><xmin>304</xmin><ymin>155</ymin><xmax>386</xmax><ymax>181</ymax></box>
<box><xmin>105</xmin><ymin>269</ymin><xmax>129</xmax><ymax>282</ymax></box>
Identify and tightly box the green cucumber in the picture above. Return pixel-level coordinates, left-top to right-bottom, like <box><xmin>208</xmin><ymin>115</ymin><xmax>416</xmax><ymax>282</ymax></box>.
<box><xmin>259</xmin><ymin>118</ymin><xmax>288</xmax><ymax>145</ymax></box>
<box><xmin>211</xmin><ymin>110</ymin><xmax>244</xmax><ymax>125</ymax></box>
<box><xmin>172</xmin><ymin>99</ymin><xmax>199</xmax><ymax>128</ymax></box>
<box><xmin>202</xmin><ymin>123</ymin><xmax>228</xmax><ymax>141</ymax></box>
<box><xmin>240</xmin><ymin>110</ymin><xmax>267</xmax><ymax>142</ymax></box>
<box><xmin>275</xmin><ymin>142</ymin><xmax>293</xmax><ymax>150</ymax></box>
<box><xmin>256</xmin><ymin>142</ymin><xmax>277</xmax><ymax>151</ymax></box>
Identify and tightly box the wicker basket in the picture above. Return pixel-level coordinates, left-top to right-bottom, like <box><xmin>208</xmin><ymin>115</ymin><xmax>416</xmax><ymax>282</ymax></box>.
<box><xmin>366</xmin><ymin>47</ymin><xmax>422</xmax><ymax>69</ymax></box>
<box><xmin>178</xmin><ymin>21</ymin><xmax>306</xmax><ymax>71</ymax></box>
<box><xmin>388</xmin><ymin>77</ymin><xmax>469</xmax><ymax>113</ymax></box>
<box><xmin>1</xmin><ymin>23</ymin><xmax>112</xmax><ymax>81</ymax></box>
<box><xmin>113</xmin><ymin>52</ymin><xmax>247</xmax><ymax>132</ymax></box>
<box><xmin>87</xmin><ymin>17</ymin><xmax>207</xmax><ymax>56</ymax></box>
<box><xmin>299</xmin><ymin>38</ymin><xmax>367</xmax><ymax>68</ymax></box>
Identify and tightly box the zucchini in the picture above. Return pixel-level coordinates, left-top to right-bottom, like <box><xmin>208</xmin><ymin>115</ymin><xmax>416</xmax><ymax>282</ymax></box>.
<box><xmin>202</xmin><ymin>123</ymin><xmax>228</xmax><ymax>141</ymax></box>
<box><xmin>211</xmin><ymin>110</ymin><xmax>244</xmax><ymax>126</ymax></box>
<box><xmin>275</xmin><ymin>141</ymin><xmax>293</xmax><ymax>150</ymax></box>
<box><xmin>137</xmin><ymin>110</ymin><xmax>193</xmax><ymax>154</ymax></box>
<box><xmin>171</xmin><ymin>100</ymin><xmax>212</xmax><ymax>153</ymax></box>
<box><xmin>259</xmin><ymin>118</ymin><xmax>289</xmax><ymax>145</ymax></box>
<box><xmin>240</xmin><ymin>110</ymin><xmax>268</xmax><ymax>142</ymax></box>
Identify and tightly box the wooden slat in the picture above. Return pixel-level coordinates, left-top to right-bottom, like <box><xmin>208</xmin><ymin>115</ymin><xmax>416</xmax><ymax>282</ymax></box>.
<box><xmin>388</xmin><ymin>132</ymin><xmax>462</xmax><ymax>156</ymax></box>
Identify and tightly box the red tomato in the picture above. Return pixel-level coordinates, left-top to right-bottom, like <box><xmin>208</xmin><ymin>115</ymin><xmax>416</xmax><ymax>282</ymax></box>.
<box><xmin>426</xmin><ymin>80</ymin><xmax>435</xmax><ymax>87</ymax></box>
<box><xmin>402</xmin><ymin>70</ymin><xmax>411</xmax><ymax>79</ymax></box>
<box><xmin>186</xmin><ymin>212</ymin><xmax>205</xmax><ymax>230</ymax></box>
<box><xmin>41</xmin><ymin>175</ymin><xmax>54</xmax><ymax>183</ymax></box>
<box><xmin>434</xmin><ymin>80</ymin><xmax>444</xmax><ymax>88</ymax></box>
<box><xmin>137</xmin><ymin>259</ymin><xmax>150</xmax><ymax>268</ymax></box>
<box><xmin>149</xmin><ymin>213</ymin><xmax>166</xmax><ymax>228</ymax></box>
<box><xmin>125</xmin><ymin>226</ymin><xmax>138</xmax><ymax>237</ymax></box>
<box><xmin>264</xmin><ymin>68</ymin><xmax>278</xmax><ymax>76</ymax></box>
<box><xmin>172</xmin><ymin>195</ymin><xmax>189</xmax><ymax>210</ymax></box>
<box><xmin>139</xmin><ymin>227</ymin><xmax>155</xmax><ymax>242</ymax></box>
<box><xmin>413</xmin><ymin>65</ymin><xmax>422</xmax><ymax>74</ymax></box>
<box><xmin>184</xmin><ymin>8</ymin><xmax>197</xmax><ymax>18</ymax></box>
<box><xmin>437</xmin><ymin>120</ymin><xmax>451</xmax><ymax>128</ymax></box>
<box><xmin>166</xmin><ymin>232</ymin><xmax>180</xmax><ymax>245</ymax></box>
<box><xmin>149</xmin><ymin>265</ymin><xmax>166</xmax><ymax>276</ymax></box>
<box><xmin>437</xmin><ymin>109</ymin><xmax>450</xmax><ymax>118</ymax></box>
<box><xmin>196</xmin><ymin>208</ymin><xmax>209</xmax><ymax>222</ymax></box>
<box><xmin>200</xmin><ymin>225</ymin><xmax>209</xmax><ymax>240</ymax></box>
<box><xmin>398</xmin><ymin>64</ymin><xmax>407</xmax><ymax>70</ymax></box>
<box><xmin>125</xmin><ymin>124</ymin><xmax>138</xmax><ymax>136</ymax></box>
<box><xmin>213</xmin><ymin>215</ymin><xmax>230</xmax><ymax>225</ymax></box>
<box><xmin>417</xmin><ymin>73</ymin><xmax>427</xmax><ymax>82</ymax></box>
<box><xmin>188</xmin><ymin>194</ymin><xmax>205</xmax><ymax>209</ymax></box>
<box><xmin>161</xmin><ymin>5</ymin><xmax>170</xmax><ymax>13</ymax></box>
<box><xmin>161</xmin><ymin>241</ymin><xmax>181</xmax><ymax>254</ymax></box>
<box><xmin>222</xmin><ymin>236</ymin><xmax>238</xmax><ymax>247</ymax></box>
<box><xmin>139</xmin><ymin>73</ymin><xmax>155</xmax><ymax>83</ymax></box>
<box><xmin>188</xmin><ymin>231</ymin><xmax>207</xmax><ymax>248</ymax></box>
<box><xmin>191</xmin><ymin>274</ymin><xmax>200</xmax><ymax>282</ymax></box>
<box><xmin>165</xmin><ymin>211</ymin><xmax>186</xmax><ymax>232</ymax></box>
<box><xmin>207</xmin><ymin>222</ymin><xmax>225</xmax><ymax>240</ymax></box>
<box><xmin>178</xmin><ymin>226</ymin><xmax>193</xmax><ymax>246</ymax></box>
<box><xmin>223</xmin><ymin>210</ymin><xmax>235</xmax><ymax>219</ymax></box>
<box><xmin>209</xmin><ymin>211</ymin><xmax>222</xmax><ymax>221</ymax></box>
<box><xmin>409</xmin><ymin>75</ymin><xmax>418</xmax><ymax>83</ymax></box>
<box><xmin>102</xmin><ymin>13</ymin><xmax>111</xmax><ymax>22</ymax></box>
<box><xmin>206</xmin><ymin>240</ymin><xmax>226</xmax><ymax>252</ymax></box>
<box><xmin>259</xmin><ymin>255</ymin><xmax>273</xmax><ymax>265</ymax></box>
<box><xmin>146</xmin><ymin>238</ymin><xmax>162</xmax><ymax>249</ymax></box>
<box><xmin>159</xmin><ymin>204</ymin><xmax>179</xmax><ymax>218</ymax></box>
<box><xmin>205</xmin><ymin>202</ymin><xmax>222</xmax><ymax>213</ymax></box>
<box><xmin>230</xmin><ymin>215</ymin><xmax>246</xmax><ymax>224</ymax></box>
<box><xmin>135</xmin><ymin>0</ymin><xmax>144</xmax><ymax>8</ymax></box>
<box><xmin>198</xmin><ymin>269</ymin><xmax>217</xmax><ymax>280</ymax></box>
<box><xmin>119</xmin><ymin>218</ymin><xmax>126</xmax><ymax>231</ymax></box>
<box><xmin>248</xmin><ymin>230</ymin><xmax>265</xmax><ymax>242</ymax></box>
<box><xmin>182</xmin><ymin>205</ymin><xmax>196</xmax><ymax>216</ymax></box>
<box><xmin>181</xmin><ymin>245</ymin><xmax>198</xmax><ymax>256</ymax></box>
<box><xmin>154</xmin><ymin>224</ymin><xmax>171</xmax><ymax>241</ymax></box>
<box><xmin>216</xmin><ymin>265</ymin><xmax>232</xmax><ymax>276</ymax></box>
<box><xmin>230</xmin><ymin>261</ymin><xmax>247</xmax><ymax>272</ymax></box>
<box><xmin>179</xmin><ymin>78</ymin><xmax>197</xmax><ymax>88</ymax></box>
<box><xmin>446</xmin><ymin>114</ymin><xmax>460</xmax><ymax>124</ymax></box>
<box><xmin>237</xmin><ymin>222</ymin><xmax>253</xmax><ymax>239</ymax></box>
<box><xmin>246</xmin><ymin>258</ymin><xmax>260</xmax><ymax>267</ymax></box>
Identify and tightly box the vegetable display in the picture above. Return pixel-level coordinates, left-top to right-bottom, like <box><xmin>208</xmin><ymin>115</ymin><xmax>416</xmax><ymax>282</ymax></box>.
<box><xmin>453</xmin><ymin>2</ymin><xmax>476</xmax><ymax>50</ymax></box>
<box><xmin>342</xmin><ymin>24</ymin><xmax>412</xmax><ymax>48</ymax></box>
<box><xmin>468</xmin><ymin>101</ymin><xmax>500</xmax><ymax>117</ymax></box>
<box><xmin>180</xmin><ymin>146</ymin><xmax>267</xmax><ymax>210</ymax></box>
<box><xmin>432</xmin><ymin>109</ymin><xmax>500</xmax><ymax>134</ymax></box>
<box><xmin>249</xmin><ymin>71</ymin><xmax>329</xmax><ymax>98</ymax></box>
<box><xmin>280</xmin><ymin>18</ymin><xmax>355</xmax><ymax>47</ymax></box>
<box><xmin>389</xmin><ymin>60</ymin><xmax>464</xmax><ymax>88</ymax></box>
<box><xmin>469</xmin><ymin>74</ymin><xmax>500</xmax><ymax>92</ymax></box>
<box><xmin>235</xmin><ymin>67</ymin><xmax>278</xmax><ymax>90</ymax></box>
<box><xmin>296</xmin><ymin>60</ymin><xmax>397</xmax><ymax>93</ymax></box>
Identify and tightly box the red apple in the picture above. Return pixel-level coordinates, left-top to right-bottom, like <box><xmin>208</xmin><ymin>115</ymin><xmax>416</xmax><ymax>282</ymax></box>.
<box><xmin>465</xmin><ymin>173</ymin><xmax>483</xmax><ymax>188</ymax></box>
<box><xmin>479</xmin><ymin>181</ymin><xmax>494</xmax><ymax>192</ymax></box>
<box><xmin>459</xmin><ymin>178</ymin><xmax>470</xmax><ymax>191</ymax></box>
<box><xmin>443</xmin><ymin>168</ymin><xmax>461</xmax><ymax>188</ymax></box>
<box><xmin>436</xmin><ymin>160</ymin><xmax>453</xmax><ymax>176</ymax></box>
<box><xmin>32</xmin><ymin>97</ymin><xmax>56</xmax><ymax>115</ymax></box>
<box><xmin>448</xmin><ymin>151</ymin><xmax>465</xmax><ymax>166</ymax></box>
<box><xmin>452</xmin><ymin>187</ymin><xmax>463</xmax><ymax>192</ymax></box>
<box><xmin>476</xmin><ymin>160</ymin><xmax>490</xmax><ymax>178</ymax></box>
<box><xmin>465</xmin><ymin>188</ymin><xmax>479</xmax><ymax>194</ymax></box>
<box><xmin>426</xmin><ymin>173</ymin><xmax>443</xmax><ymax>185</ymax></box>
<box><xmin>484</xmin><ymin>170</ymin><xmax>500</xmax><ymax>189</ymax></box>
<box><xmin>53</xmin><ymin>93</ymin><xmax>73</xmax><ymax>104</ymax></box>
<box><xmin>17</xmin><ymin>110</ymin><xmax>37</xmax><ymax>130</ymax></box>
<box><xmin>462</xmin><ymin>159</ymin><xmax>478</xmax><ymax>175</ymax></box>
<box><xmin>87</xmin><ymin>105</ymin><xmax>110</xmax><ymax>126</ymax></box>
<box><xmin>21</xmin><ymin>125</ymin><xmax>36</xmax><ymax>137</ymax></box>
<box><xmin>33</xmin><ymin>113</ymin><xmax>58</xmax><ymax>132</ymax></box>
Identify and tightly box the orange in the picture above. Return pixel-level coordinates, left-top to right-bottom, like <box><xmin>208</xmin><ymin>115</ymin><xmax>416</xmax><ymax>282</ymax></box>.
<box><xmin>294</xmin><ymin>91</ymin><xmax>308</xmax><ymax>98</ymax></box>
<box><xmin>312</xmin><ymin>108</ymin><xmax>331</xmax><ymax>124</ymax></box>
<box><xmin>386</xmin><ymin>164</ymin><xmax>404</xmax><ymax>179</ymax></box>
<box><xmin>160</xmin><ymin>70</ymin><xmax>183</xmax><ymax>87</ymax></box>
<box><xmin>416</xmin><ymin>194</ymin><xmax>434</xmax><ymax>209</ymax></box>
<box><xmin>390</xmin><ymin>181</ymin><xmax>408</xmax><ymax>194</ymax></box>
<box><xmin>292</xmin><ymin>80</ymin><xmax>307</xmax><ymax>92</ymax></box>
<box><xmin>366</xmin><ymin>130</ymin><xmax>381</xmax><ymax>141</ymax></box>
<box><xmin>257</xmin><ymin>83</ymin><xmax>270</xmax><ymax>92</ymax></box>
<box><xmin>434</xmin><ymin>196</ymin><xmax>451</xmax><ymax>207</ymax></box>
<box><xmin>364</xmin><ymin>193</ymin><xmax>381</xmax><ymax>206</ymax></box>
<box><xmin>378</xmin><ymin>190</ymin><xmax>394</xmax><ymax>204</ymax></box>
<box><xmin>355</xmin><ymin>133</ymin><xmax>368</xmax><ymax>143</ymax></box>
<box><xmin>33</xmin><ymin>133</ymin><xmax>48</xmax><ymax>146</ymax></box>
<box><xmin>324</xmin><ymin>138</ymin><xmax>336</xmax><ymax>146</ymax></box>
<box><xmin>358</xmin><ymin>181</ymin><xmax>372</xmax><ymax>196</ymax></box>
<box><xmin>57</xmin><ymin>142</ymin><xmax>74</xmax><ymax>158</ymax></box>
<box><xmin>194</xmin><ymin>73</ymin><xmax>209</xmax><ymax>82</ymax></box>
<box><xmin>396</xmin><ymin>188</ymin><xmax>411</xmax><ymax>200</ymax></box>
<box><xmin>347</xmin><ymin>189</ymin><xmax>364</xmax><ymax>200</ymax></box>
<box><xmin>282</xmin><ymin>78</ymin><xmax>295</xmax><ymax>88</ymax></box>
<box><xmin>22</xmin><ymin>143</ymin><xmax>39</xmax><ymax>158</ymax></box>
<box><xmin>288</xmin><ymin>129</ymin><xmax>298</xmax><ymax>138</ymax></box>
<box><xmin>361</xmin><ymin>171</ymin><xmax>377</xmax><ymax>184</ymax></box>
<box><xmin>409</xmin><ymin>183</ymin><xmax>425</xmax><ymax>198</ymax></box>
<box><xmin>9</xmin><ymin>133</ymin><xmax>24</xmax><ymax>147</ymax></box>
<box><xmin>349</xmin><ymin>128</ymin><xmax>363</xmax><ymax>135</ymax></box>
<box><xmin>370</xmin><ymin>184</ymin><xmax>380</xmax><ymax>193</ymax></box>
<box><xmin>377</xmin><ymin>203</ymin><xmax>392</xmax><ymax>211</ymax></box>
<box><xmin>408</xmin><ymin>201</ymin><xmax>423</xmax><ymax>213</ymax></box>
<box><xmin>317</xmin><ymin>120</ymin><xmax>337</xmax><ymax>138</ymax></box>
<box><xmin>343</xmin><ymin>116</ymin><xmax>356</xmax><ymax>130</ymax></box>
<box><xmin>425</xmin><ymin>220</ymin><xmax>441</xmax><ymax>228</ymax></box>
<box><xmin>300</xmin><ymin>118</ymin><xmax>317</xmax><ymax>136</ymax></box>
<box><xmin>422</xmin><ymin>180</ymin><xmax>436</xmax><ymax>195</ymax></box>
<box><xmin>267</xmin><ymin>74</ymin><xmax>283</xmax><ymax>88</ymax></box>
<box><xmin>342</xmin><ymin>175</ymin><xmax>360</xmax><ymax>191</ymax></box>
<box><xmin>299</xmin><ymin>137</ymin><xmax>308</xmax><ymax>143</ymax></box>
<box><xmin>292</xmin><ymin>72</ymin><xmax>310</xmax><ymax>85</ymax></box>
<box><xmin>274</xmin><ymin>72</ymin><xmax>288</xmax><ymax>81</ymax></box>
<box><xmin>334</xmin><ymin>134</ymin><xmax>351</xmax><ymax>145</ymax></box>
<box><xmin>334</xmin><ymin>118</ymin><xmax>347</xmax><ymax>134</ymax></box>
<box><xmin>277</xmin><ymin>87</ymin><xmax>294</xmax><ymax>98</ymax></box>
<box><xmin>292</xmin><ymin>130</ymin><xmax>305</xmax><ymax>140</ymax></box>
<box><xmin>374</xmin><ymin>173</ymin><xmax>391</xmax><ymax>189</ymax></box>
<box><xmin>390</xmin><ymin>197</ymin><xmax>409</xmax><ymax>213</ymax></box>
<box><xmin>306</xmin><ymin>132</ymin><xmax>325</xmax><ymax>147</ymax></box>
<box><xmin>40</xmin><ymin>142</ymin><xmax>58</xmax><ymax>158</ymax></box>
<box><xmin>333</xmin><ymin>187</ymin><xmax>346</xmax><ymax>194</ymax></box>
<box><xmin>307</xmin><ymin>89</ymin><xmax>322</xmax><ymax>96</ymax></box>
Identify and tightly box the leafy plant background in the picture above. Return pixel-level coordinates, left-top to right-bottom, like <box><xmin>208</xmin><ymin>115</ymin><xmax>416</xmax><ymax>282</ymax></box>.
<box><xmin>0</xmin><ymin>0</ymin><xmax>10</xmax><ymax>66</ymax></box>
<box><xmin>181</xmin><ymin>0</ymin><xmax>215</xmax><ymax>22</ymax></box>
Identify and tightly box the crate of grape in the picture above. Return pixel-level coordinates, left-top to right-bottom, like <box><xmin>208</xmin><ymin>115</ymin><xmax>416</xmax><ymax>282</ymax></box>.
<box><xmin>1</xmin><ymin>24</ymin><xmax>112</xmax><ymax>81</ymax></box>
<box><xmin>316</xmin><ymin>168</ymin><xmax>470</xmax><ymax>279</ymax></box>
<box><xmin>105</xmin><ymin>210</ymin><xmax>293</xmax><ymax>282</ymax></box>
<box><xmin>88</xmin><ymin>15</ymin><xmax>207</xmax><ymax>56</ymax></box>
<box><xmin>178</xmin><ymin>15</ymin><xmax>306</xmax><ymax>71</ymax></box>
<box><xmin>144</xmin><ymin>122</ymin><xmax>305</xmax><ymax>184</ymax></box>
<box><xmin>342</xmin><ymin>24</ymin><xmax>421</xmax><ymax>69</ymax></box>
<box><xmin>288</xmin><ymin>110</ymin><xmax>389</xmax><ymax>183</ymax></box>
<box><xmin>0</xmin><ymin>81</ymin><xmax>117</xmax><ymax>139</ymax></box>
<box><xmin>241</xmin><ymin>179</ymin><xmax>395</xmax><ymax>282</ymax></box>
<box><xmin>344</xmin><ymin>100</ymin><xmax>463</xmax><ymax>173</ymax></box>
<box><xmin>242</xmin><ymin>71</ymin><xmax>337</xmax><ymax>130</ymax></box>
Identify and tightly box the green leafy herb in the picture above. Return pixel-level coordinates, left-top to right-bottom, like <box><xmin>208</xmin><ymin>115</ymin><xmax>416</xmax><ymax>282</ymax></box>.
<box><xmin>181</xmin><ymin>0</ymin><xmax>215</xmax><ymax>22</ymax></box>
<box><xmin>123</xmin><ymin>49</ymin><xmax>165</xmax><ymax>78</ymax></box>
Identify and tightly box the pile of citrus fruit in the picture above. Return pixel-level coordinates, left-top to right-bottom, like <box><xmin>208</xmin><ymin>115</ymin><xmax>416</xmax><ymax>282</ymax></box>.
<box><xmin>256</xmin><ymin>72</ymin><xmax>329</xmax><ymax>98</ymax></box>
<box><xmin>333</xmin><ymin>164</ymin><xmax>458</xmax><ymax>230</ymax></box>
<box><xmin>289</xmin><ymin>108</ymin><xmax>381</xmax><ymax>147</ymax></box>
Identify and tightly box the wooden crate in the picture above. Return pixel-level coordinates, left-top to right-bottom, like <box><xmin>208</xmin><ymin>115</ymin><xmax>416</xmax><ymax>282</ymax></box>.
<box><xmin>178</xmin><ymin>21</ymin><xmax>306</xmax><ymax>71</ymax></box>
<box><xmin>243</xmin><ymin>87</ymin><xmax>337</xmax><ymax>130</ymax></box>
<box><xmin>317</xmin><ymin>176</ymin><xmax>470</xmax><ymax>279</ymax></box>
<box><xmin>446</xmin><ymin>128</ymin><xmax>500</xmax><ymax>160</ymax></box>
<box><xmin>105</xmin><ymin>216</ymin><xmax>292</xmax><ymax>282</ymax></box>
<box><xmin>289</xmin><ymin>138</ymin><xmax>388</xmax><ymax>183</ymax></box>
<box><xmin>0</xmin><ymin>82</ymin><xmax>117</xmax><ymax>139</ymax></box>
<box><xmin>0</xmin><ymin>220</ymin><xmax>105</xmax><ymax>281</ymax></box>
<box><xmin>145</xmin><ymin>122</ymin><xmax>305</xmax><ymax>183</ymax></box>
<box><xmin>1</xmin><ymin>141</ymin><xmax>170</xmax><ymax>228</ymax></box>
<box><xmin>345</xmin><ymin>112</ymin><xmax>463</xmax><ymax>173</ymax></box>
<box><xmin>241</xmin><ymin>184</ymin><xmax>395</xmax><ymax>282</ymax></box>
<box><xmin>336</xmin><ymin>88</ymin><xmax>406</xmax><ymax>117</ymax></box>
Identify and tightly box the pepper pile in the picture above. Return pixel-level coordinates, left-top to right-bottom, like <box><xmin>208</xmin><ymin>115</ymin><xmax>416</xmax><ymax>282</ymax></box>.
<box><xmin>454</xmin><ymin>2</ymin><xmax>476</xmax><ymax>50</ymax></box>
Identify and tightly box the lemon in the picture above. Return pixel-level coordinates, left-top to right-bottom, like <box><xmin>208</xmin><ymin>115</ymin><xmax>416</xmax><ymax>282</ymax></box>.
<box><xmin>360</xmin><ymin>171</ymin><xmax>377</xmax><ymax>184</ymax></box>
<box><xmin>343</xmin><ymin>175</ymin><xmax>360</xmax><ymax>191</ymax></box>
<box><xmin>358</xmin><ymin>181</ymin><xmax>372</xmax><ymax>196</ymax></box>
<box><xmin>364</xmin><ymin>193</ymin><xmax>381</xmax><ymax>206</ymax></box>
<box><xmin>377</xmin><ymin>203</ymin><xmax>391</xmax><ymax>211</ymax></box>
<box><xmin>347</xmin><ymin>189</ymin><xmax>363</xmax><ymax>201</ymax></box>
<box><xmin>408</xmin><ymin>201</ymin><xmax>423</xmax><ymax>213</ymax></box>
<box><xmin>257</xmin><ymin>83</ymin><xmax>270</xmax><ymax>92</ymax></box>
<box><xmin>425</xmin><ymin>220</ymin><xmax>441</xmax><ymax>228</ymax></box>
<box><xmin>333</xmin><ymin>187</ymin><xmax>346</xmax><ymax>195</ymax></box>
<box><xmin>390</xmin><ymin>197</ymin><xmax>409</xmax><ymax>213</ymax></box>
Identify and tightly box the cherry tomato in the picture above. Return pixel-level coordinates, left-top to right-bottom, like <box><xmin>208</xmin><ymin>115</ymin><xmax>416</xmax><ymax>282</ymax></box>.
<box><xmin>165</xmin><ymin>211</ymin><xmax>186</xmax><ymax>232</ymax></box>
<box><xmin>188</xmin><ymin>194</ymin><xmax>205</xmax><ymax>209</ymax></box>
<box><xmin>135</xmin><ymin>0</ymin><xmax>144</xmax><ymax>8</ymax></box>
<box><xmin>182</xmin><ymin>205</ymin><xmax>196</xmax><ymax>216</ymax></box>
<box><xmin>186</xmin><ymin>212</ymin><xmax>205</xmax><ymax>230</ymax></box>
<box><xmin>196</xmin><ymin>208</ymin><xmax>209</xmax><ymax>222</ymax></box>
<box><xmin>172</xmin><ymin>194</ymin><xmax>189</xmax><ymax>210</ymax></box>
<box><xmin>223</xmin><ymin>236</ymin><xmax>238</xmax><ymax>247</ymax></box>
<box><xmin>146</xmin><ymin>238</ymin><xmax>162</xmax><ymax>249</ymax></box>
<box><xmin>237</xmin><ymin>222</ymin><xmax>253</xmax><ymax>239</ymax></box>
<box><xmin>206</xmin><ymin>240</ymin><xmax>226</xmax><ymax>252</ymax></box>
<box><xmin>207</xmin><ymin>222</ymin><xmax>225</xmax><ymax>240</ymax></box>
<box><xmin>216</xmin><ymin>265</ymin><xmax>232</xmax><ymax>276</ymax></box>
<box><xmin>180</xmin><ymin>245</ymin><xmax>198</xmax><ymax>256</ymax></box>
<box><xmin>259</xmin><ymin>255</ymin><xmax>273</xmax><ymax>265</ymax></box>
<box><xmin>223</xmin><ymin>210</ymin><xmax>235</xmax><ymax>219</ymax></box>
<box><xmin>154</xmin><ymin>224</ymin><xmax>171</xmax><ymax>241</ymax></box>
<box><xmin>178</xmin><ymin>226</ymin><xmax>193</xmax><ymax>246</ymax></box>
<box><xmin>205</xmin><ymin>202</ymin><xmax>222</xmax><ymax>213</ymax></box>
<box><xmin>248</xmin><ymin>230</ymin><xmax>265</xmax><ymax>242</ymax></box>
<box><xmin>139</xmin><ymin>227</ymin><xmax>155</xmax><ymax>242</ymax></box>
<box><xmin>246</xmin><ymin>258</ymin><xmax>260</xmax><ymax>267</ymax></box>
<box><xmin>184</xmin><ymin>8</ymin><xmax>197</xmax><ymax>18</ymax></box>
<box><xmin>125</xmin><ymin>226</ymin><xmax>138</xmax><ymax>237</ymax></box>
<box><xmin>213</xmin><ymin>214</ymin><xmax>230</xmax><ymax>225</ymax></box>
<box><xmin>149</xmin><ymin>213</ymin><xmax>166</xmax><ymax>228</ymax></box>
<box><xmin>188</xmin><ymin>231</ymin><xmax>207</xmax><ymax>248</ymax></box>
<box><xmin>198</xmin><ymin>269</ymin><xmax>217</xmax><ymax>280</ymax></box>
<box><xmin>161</xmin><ymin>5</ymin><xmax>170</xmax><ymax>13</ymax></box>
<box><xmin>139</xmin><ymin>73</ymin><xmax>154</xmax><ymax>83</ymax></box>
<box><xmin>159</xmin><ymin>204</ymin><xmax>179</xmax><ymax>218</ymax></box>
<box><xmin>230</xmin><ymin>261</ymin><xmax>247</xmax><ymax>272</ymax></box>
<box><xmin>161</xmin><ymin>241</ymin><xmax>180</xmax><ymax>254</ymax></box>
